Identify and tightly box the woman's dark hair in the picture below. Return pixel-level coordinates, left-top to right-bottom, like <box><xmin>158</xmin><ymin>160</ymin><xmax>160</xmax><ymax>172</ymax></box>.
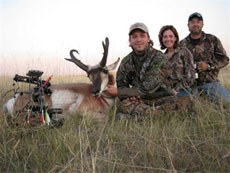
<box><xmin>158</xmin><ymin>25</ymin><xmax>180</xmax><ymax>50</ymax></box>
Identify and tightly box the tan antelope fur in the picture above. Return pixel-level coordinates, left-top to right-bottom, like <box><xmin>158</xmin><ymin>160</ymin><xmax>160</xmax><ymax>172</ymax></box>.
<box><xmin>4</xmin><ymin>37</ymin><xmax>120</xmax><ymax>120</ymax></box>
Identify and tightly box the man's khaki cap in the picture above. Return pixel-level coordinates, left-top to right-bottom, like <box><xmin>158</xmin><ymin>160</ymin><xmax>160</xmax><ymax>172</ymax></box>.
<box><xmin>129</xmin><ymin>22</ymin><xmax>149</xmax><ymax>35</ymax></box>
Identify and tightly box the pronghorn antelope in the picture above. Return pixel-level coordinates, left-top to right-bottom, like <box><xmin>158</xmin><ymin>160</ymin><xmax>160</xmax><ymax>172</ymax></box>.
<box><xmin>4</xmin><ymin>37</ymin><xmax>120</xmax><ymax>120</ymax></box>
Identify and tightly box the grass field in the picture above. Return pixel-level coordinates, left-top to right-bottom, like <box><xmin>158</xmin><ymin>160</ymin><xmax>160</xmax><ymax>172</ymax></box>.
<box><xmin>0</xmin><ymin>70</ymin><xmax>230</xmax><ymax>172</ymax></box>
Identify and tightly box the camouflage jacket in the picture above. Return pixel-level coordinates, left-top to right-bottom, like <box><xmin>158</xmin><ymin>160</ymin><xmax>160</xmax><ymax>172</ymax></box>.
<box><xmin>164</xmin><ymin>47</ymin><xmax>196</xmax><ymax>91</ymax></box>
<box><xmin>180</xmin><ymin>32</ymin><xmax>229</xmax><ymax>85</ymax></box>
<box><xmin>116</xmin><ymin>46</ymin><xmax>173</xmax><ymax>100</ymax></box>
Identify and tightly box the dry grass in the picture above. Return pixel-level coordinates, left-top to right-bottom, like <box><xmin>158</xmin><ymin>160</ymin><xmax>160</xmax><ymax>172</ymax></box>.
<box><xmin>0</xmin><ymin>70</ymin><xmax>230</xmax><ymax>172</ymax></box>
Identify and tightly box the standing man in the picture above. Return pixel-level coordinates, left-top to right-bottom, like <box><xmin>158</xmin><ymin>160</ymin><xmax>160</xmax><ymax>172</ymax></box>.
<box><xmin>116</xmin><ymin>22</ymin><xmax>185</xmax><ymax>119</ymax></box>
<box><xmin>180</xmin><ymin>12</ymin><xmax>230</xmax><ymax>103</ymax></box>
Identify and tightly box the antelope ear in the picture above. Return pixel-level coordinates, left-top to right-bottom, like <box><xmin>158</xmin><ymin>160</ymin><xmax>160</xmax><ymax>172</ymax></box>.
<box><xmin>106</xmin><ymin>58</ymin><xmax>120</xmax><ymax>71</ymax></box>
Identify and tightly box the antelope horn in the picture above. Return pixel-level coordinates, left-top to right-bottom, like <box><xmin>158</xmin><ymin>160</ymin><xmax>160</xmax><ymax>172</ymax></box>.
<box><xmin>100</xmin><ymin>37</ymin><xmax>109</xmax><ymax>67</ymax></box>
<box><xmin>65</xmin><ymin>49</ymin><xmax>89</xmax><ymax>72</ymax></box>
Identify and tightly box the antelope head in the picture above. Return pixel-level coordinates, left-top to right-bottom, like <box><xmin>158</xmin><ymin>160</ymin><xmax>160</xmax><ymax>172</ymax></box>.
<box><xmin>65</xmin><ymin>37</ymin><xmax>120</xmax><ymax>97</ymax></box>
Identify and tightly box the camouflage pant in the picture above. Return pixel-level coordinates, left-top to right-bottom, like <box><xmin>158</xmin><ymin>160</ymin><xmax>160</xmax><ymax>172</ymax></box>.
<box><xmin>119</xmin><ymin>96</ymin><xmax>193</xmax><ymax>117</ymax></box>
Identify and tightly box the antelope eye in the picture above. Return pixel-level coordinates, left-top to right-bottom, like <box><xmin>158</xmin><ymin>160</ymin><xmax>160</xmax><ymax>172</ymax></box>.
<box><xmin>87</xmin><ymin>73</ymin><xmax>92</xmax><ymax>79</ymax></box>
<box><xmin>102</xmin><ymin>69</ymin><xmax>108</xmax><ymax>74</ymax></box>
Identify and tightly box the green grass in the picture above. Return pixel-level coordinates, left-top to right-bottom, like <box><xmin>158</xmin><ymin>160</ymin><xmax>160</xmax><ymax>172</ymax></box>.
<box><xmin>1</xmin><ymin>73</ymin><xmax>230</xmax><ymax>172</ymax></box>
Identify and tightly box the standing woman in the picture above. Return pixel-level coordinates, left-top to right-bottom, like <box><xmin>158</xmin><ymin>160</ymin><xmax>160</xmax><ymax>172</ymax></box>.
<box><xmin>158</xmin><ymin>25</ymin><xmax>196</xmax><ymax>96</ymax></box>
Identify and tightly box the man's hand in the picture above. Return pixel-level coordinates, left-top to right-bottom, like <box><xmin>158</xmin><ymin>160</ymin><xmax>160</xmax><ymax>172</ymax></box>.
<box><xmin>104</xmin><ymin>85</ymin><xmax>117</xmax><ymax>97</ymax></box>
<box><xmin>172</xmin><ymin>89</ymin><xmax>178</xmax><ymax>96</ymax></box>
<box><xmin>197</xmin><ymin>61</ymin><xmax>209</xmax><ymax>72</ymax></box>
<box><xmin>129</xmin><ymin>96</ymin><xmax>141</xmax><ymax>102</ymax></box>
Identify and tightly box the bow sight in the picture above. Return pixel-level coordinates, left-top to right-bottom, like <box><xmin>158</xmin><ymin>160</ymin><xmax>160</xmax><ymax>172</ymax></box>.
<box><xmin>13</xmin><ymin>70</ymin><xmax>63</xmax><ymax>126</ymax></box>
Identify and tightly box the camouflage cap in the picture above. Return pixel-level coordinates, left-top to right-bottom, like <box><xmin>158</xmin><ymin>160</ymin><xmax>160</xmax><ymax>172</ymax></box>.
<box><xmin>129</xmin><ymin>22</ymin><xmax>149</xmax><ymax>35</ymax></box>
<box><xmin>188</xmin><ymin>12</ymin><xmax>203</xmax><ymax>21</ymax></box>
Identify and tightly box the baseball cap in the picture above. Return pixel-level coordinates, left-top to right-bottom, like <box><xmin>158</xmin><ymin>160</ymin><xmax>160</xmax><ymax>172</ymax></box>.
<box><xmin>129</xmin><ymin>22</ymin><xmax>149</xmax><ymax>35</ymax></box>
<box><xmin>188</xmin><ymin>12</ymin><xmax>203</xmax><ymax>21</ymax></box>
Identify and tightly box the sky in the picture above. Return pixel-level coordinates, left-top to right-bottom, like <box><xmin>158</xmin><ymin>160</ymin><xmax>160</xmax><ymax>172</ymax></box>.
<box><xmin>0</xmin><ymin>0</ymin><xmax>229</xmax><ymax>75</ymax></box>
